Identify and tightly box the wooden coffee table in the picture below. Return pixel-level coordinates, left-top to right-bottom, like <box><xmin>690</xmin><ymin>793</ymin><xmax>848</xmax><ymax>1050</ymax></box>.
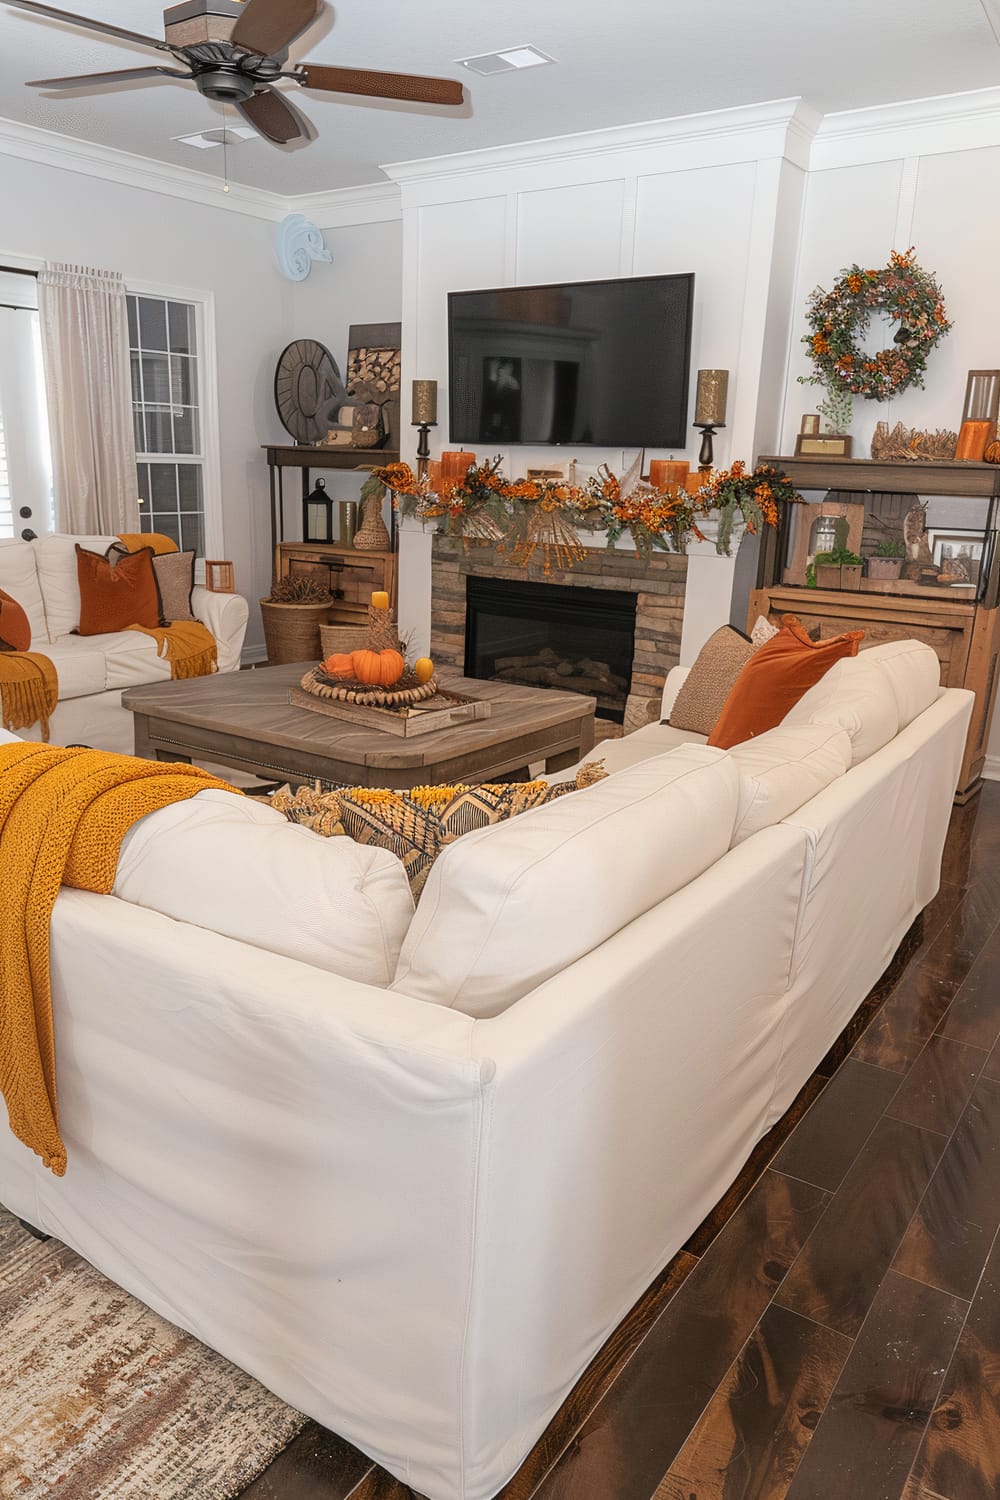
<box><xmin>122</xmin><ymin>663</ymin><xmax>596</xmax><ymax>789</ymax></box>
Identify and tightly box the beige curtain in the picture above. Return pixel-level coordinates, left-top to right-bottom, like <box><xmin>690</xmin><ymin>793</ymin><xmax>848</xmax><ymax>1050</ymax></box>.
<box><xmin>38</xmin><ymin>263</ymin><xmax>139</xmax><ymax>534</ymax></box>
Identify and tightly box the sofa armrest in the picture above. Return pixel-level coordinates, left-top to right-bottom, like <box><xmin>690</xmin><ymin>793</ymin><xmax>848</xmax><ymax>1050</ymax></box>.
<box><xmin>191</xmin><ymin>586</ymin><xmax>249</xmax><ymax>673</ymax></box>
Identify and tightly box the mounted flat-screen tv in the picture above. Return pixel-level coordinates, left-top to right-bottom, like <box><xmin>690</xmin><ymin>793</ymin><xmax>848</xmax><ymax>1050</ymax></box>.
<box><xmin>447</xmin><ymin>273</ymin><xmax>694</xmax><ymax>448</ymax></box>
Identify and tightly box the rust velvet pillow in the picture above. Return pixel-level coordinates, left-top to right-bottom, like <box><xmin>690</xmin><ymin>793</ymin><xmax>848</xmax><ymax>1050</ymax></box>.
<box><xmin>76</xmin><ymin>544</ymin><xmax>161</xmax><ymax>636</ymax></box>
<box><xmin>707</xmin><ymin>615</ymin><xmax>864</xmax><ymax>750</ymax></box>
<box><xmin>0</xmin><ymin>589</ymin><xmax>31</xmax><ymax>652</ymax></box>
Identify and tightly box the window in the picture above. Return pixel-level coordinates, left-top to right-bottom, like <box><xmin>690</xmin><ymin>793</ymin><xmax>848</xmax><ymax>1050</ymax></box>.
<box><xmin>0</xmin><ymin>270</ymin><xmax>51</xmax><ymax>540</ymax></box>
<box><xmin>127</xmin><ymin>293</ymin><xmax>205</xmax><ymax>556</ymax></box>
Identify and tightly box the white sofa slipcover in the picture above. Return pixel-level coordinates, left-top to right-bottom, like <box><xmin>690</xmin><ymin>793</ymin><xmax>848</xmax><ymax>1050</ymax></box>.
<box><xmin>0</xmin><ymin>535</ymin><xmax>248</xmax><ymax>752</ymax></box>
<box><xmin>0</xmin><ymin>640</ymin><xmax>973</xmax><ymax>1500</ymax></box>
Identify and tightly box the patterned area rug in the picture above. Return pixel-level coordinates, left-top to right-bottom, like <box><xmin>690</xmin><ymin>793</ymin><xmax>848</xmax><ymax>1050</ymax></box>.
<box><xmin>0</xmin><ymin>1208</ymin><xmax>306</xmax><ymax>1499</ymax></box>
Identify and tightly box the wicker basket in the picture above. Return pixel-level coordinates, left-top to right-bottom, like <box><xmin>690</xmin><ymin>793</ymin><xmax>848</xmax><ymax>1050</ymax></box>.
<box><xmin>319</xmin><ymin>624</ymin><xmax>369</xmax><ymax>659</ymax></box>
<box><xmin>259</xmin><ymin>599</ymin><xmax>332</xmax><ymax>665</ymax></box>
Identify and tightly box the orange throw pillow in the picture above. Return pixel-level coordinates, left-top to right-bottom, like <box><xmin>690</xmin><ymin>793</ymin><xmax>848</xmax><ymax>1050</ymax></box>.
<box><xmin>707</xmin><ymin>615</ymin><xmax>864</xmax><ymax>749</ymax></box>
<box><xmin>76</xmin><ymin>544</ymin><xmax>161</xmax><ymax>636</ymax></box>
<box><xmin>0</xmin><ymin>589</ymin><xmax>31</xmax><ymax>652</ymax></box>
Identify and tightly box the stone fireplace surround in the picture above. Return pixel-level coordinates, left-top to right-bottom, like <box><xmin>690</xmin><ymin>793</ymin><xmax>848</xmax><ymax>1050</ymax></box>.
<box><xmin>429</xmin><ymin>535</ymin><xmax>687</xmax><ymax>732</ymax></box>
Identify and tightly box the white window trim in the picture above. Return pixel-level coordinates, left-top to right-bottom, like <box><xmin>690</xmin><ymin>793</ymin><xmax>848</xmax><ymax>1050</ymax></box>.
<box><xmin>126</xmin><ymin>277</ymin><xmax>224</xmax><ymax>575</ymax></box>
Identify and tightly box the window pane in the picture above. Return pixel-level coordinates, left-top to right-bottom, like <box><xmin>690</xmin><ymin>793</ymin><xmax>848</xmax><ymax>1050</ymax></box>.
<box><xmin>150</xmin><ymin>512</ymin><xmax>180</xmax><ymax>547</ymax></box>
<box><xmin>149</xmin><ymin>463</ymin><xmax>177</xmax><ymax>508</ymax></box>
<box><xmin>180</xmin><ymin>511</ymin><xmax>204</xmax><ymax>555</ymax></box>
<box><xmin>138</xmin><ymin>297</ymin><xmax>168</xmax><ymax>352</ymax></box>
<box><xmin>172</xmin><ymin>407</ymin><xmax>199</xmax><ymax>456</ymax></box>
<box><xmin>141</xmin><ymin>353</ymin><xmax>170</xmax><ymax>404</ymax></box>
<box><xmin>178</xmin><ymin>465</ymin><xmax>201</xmax><ymax>511</ymax></box>
<box><xmin>168</xmin><ymin>300</ymin><xmax>196</xmax><ymax>355</ymax></box>
<box><xmin>127</xmin><ymin>295</ymin><xmax>138</xmax><ymax>348</ymax></box>
<box><xmin>136</xmin><ymin>462</ymin><xmax>150</xmax><ymax>507</ymax></box>
<box><xmin>171</xmin><ymin>354</ymin><xmax>197</xmax><ymax>406</ymax></box>
<box><xmin>142</xmin><ymin>407</ymin><xmax>174</xmax><ymax>454</ymax></box>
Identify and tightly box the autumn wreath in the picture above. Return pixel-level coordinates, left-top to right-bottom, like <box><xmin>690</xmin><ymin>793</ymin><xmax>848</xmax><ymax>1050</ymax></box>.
<box><xmin>801</xmin><ymin>248</ymin><xmax>951</xmax><ymax>404</ymax></box>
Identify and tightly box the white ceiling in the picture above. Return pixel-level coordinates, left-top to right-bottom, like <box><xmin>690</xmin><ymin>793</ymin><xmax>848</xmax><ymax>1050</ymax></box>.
<box><xmin>1</xmin><ymin>0</ymin><xmax>999</xmax><ymax>196</ymax></box>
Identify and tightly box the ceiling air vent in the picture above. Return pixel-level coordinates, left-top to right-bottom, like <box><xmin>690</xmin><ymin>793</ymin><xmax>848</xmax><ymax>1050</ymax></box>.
<box><xmin>456</xmin><ymin>46</ymin><xmax>555</xmax><ymax>76</ymax></box>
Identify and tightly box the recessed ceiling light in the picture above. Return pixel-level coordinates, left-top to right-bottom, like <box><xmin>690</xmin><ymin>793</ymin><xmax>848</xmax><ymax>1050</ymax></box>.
<box><xmin>173</xmin><ymin>125</ymin><xmax>257</xmax><ymax>149</ymax></box>
<box><xmin>456</xmin><ymin>45</ymin><xmax>555</xmax><ymax>76</ymax></box>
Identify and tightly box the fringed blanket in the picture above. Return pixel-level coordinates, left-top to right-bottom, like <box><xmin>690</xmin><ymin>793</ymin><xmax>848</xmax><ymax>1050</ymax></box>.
<box><xmin>127</xmin><ymin>621</ymin><xmax>218</xmax><ymax>680</ymax></box>
<box><xmin>0</xmin><ymin>653</ymin><xmax>59</xmax><ymax>740</ymax></box>
<box><xmin>0</xmin><ymin>743</ymin><xmax>238</xmax><ymax>1175</ymax></box>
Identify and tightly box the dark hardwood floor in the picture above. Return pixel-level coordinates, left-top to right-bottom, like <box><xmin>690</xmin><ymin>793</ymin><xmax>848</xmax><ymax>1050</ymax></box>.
<box><xmin>239</xmin><ymin>782</ymin><xmax>1000</xmax><ymax>1500</ymax></box>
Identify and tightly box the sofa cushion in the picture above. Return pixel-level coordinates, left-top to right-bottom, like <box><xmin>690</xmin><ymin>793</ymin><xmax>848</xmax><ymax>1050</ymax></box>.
<box><xmin>0</xmin><ymin>589</ymin><xmax>31</xmax><ymax>652</ymax></box>
<box><xmin>781</xmin><ymin>651</ymin><xmax>900</xmax><ymax>765</ymax></box>
<box><xmin>40</xmin><ymin>639</ymin><xmax>111</xmax><ymax>700</ymax></box>
<box><xmin>391</xmin><ymin>744</ymin><xmax>739</xmax><ymax>1018</ymax></box>
<box><xmin>544</xmin><ymin>720</ymin><xmax>706</xmax><ymax>785</ymax></box>
<box><xmin>0</xmin><ymin>541</ymin><xmax>47</xmax><ymax>643</ymax></box>
<box><xmin>35</xmin><ymin>534</ymin><xmax>119</xmax><ymax>639</ymax></box>
<box><xmin>861</xmin><ymin>639</ymin><xmax>940</xmax><ymax>727</ymax></box>
<box><xmin>708</xmin><ymin>616</ymin><xmax>864</xmax><ymax>750</ymax></box>
<box><xmin>114</xmin><ymin>788</ymin><xmax>415</xmax><ymax>988</ymax></box>
<box><xmin>668</xmin><ymin>625</ymin><xmax>755</xmax><ymax>734</ymax></box>
<box><xmin>76</xmin><ymin>544</ymin><xmax>161</xmax><ymax>635</ymax></box>
<box><xmin>64</xmin><ymin>629</ymin><xmax>173</xmax><ymax>690</ymax></box>
<box><xmin>727</xmin><ymin>722</ymin><xmax>852</xmax><ymax>846</ymax></box>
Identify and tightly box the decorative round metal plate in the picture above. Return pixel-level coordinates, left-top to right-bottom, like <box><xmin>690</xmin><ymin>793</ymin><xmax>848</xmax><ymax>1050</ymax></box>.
<box><xmin>274</xmin><ymin>339</ymin><xmax>343</xmax><ymax>444</ymax></box>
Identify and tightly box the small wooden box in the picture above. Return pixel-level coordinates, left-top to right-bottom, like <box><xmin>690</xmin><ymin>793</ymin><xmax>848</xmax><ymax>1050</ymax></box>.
<box><xmin>288</xmin><ymin>685</ymin><xmax>492</xmax><ymax>738</ymax></box>
<box><xmin>205</xmin><ymin>560</ymin><xmax>235</xmax><ymax>592</ymax></box>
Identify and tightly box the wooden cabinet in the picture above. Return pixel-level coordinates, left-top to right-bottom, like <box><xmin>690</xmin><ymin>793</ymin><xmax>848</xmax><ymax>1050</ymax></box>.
<box><xmin>752</xmin><ymin>456</ymin><xmax>1000</xmax><ymax>801</ymax></box>
<box><xmin>275</xmin><ymin>543</ymin><xmax>397</xmax><ymax>628</ymax></box>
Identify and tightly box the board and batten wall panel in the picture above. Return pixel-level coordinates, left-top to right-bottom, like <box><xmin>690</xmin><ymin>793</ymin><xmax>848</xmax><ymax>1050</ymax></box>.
<box><xmin>515</xmin><ymin>180</ymin><xmax>626</xmax><ymax>285</ymax></box>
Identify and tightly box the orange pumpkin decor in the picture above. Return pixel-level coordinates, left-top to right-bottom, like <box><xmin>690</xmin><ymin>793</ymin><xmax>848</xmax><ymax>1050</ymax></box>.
<box><xmin>984</xmin><ymin>439</ymin><xmax>1000</xmax><ymax>465</ymax></box>
<box><xmin>413</xmin><ymin>657</ymin><xmax>435</xmax><ymax>684</ymax></box>
<box><xmin>351</xmin><ymin>648</ymin><xmax>405</xmax><ymax>687</ymax></box>
<box><xmin>322</xmin><ymin>653</ymin><xmax>356</xmax><ymax>680</ymax></box>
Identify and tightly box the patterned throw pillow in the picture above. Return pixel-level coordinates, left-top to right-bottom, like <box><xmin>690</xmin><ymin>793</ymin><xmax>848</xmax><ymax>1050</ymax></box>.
<box><xmin>0</xmin><ymin>589</ymin><xmax>31</xmax><ymax>652</ymax></box>
<box><xmin>750</xmin><ymin>614</ymin><xmax>780</xmax><ymax>649</ymax></box>
<box><xmin>152</xmin><ymin>551</ymin><xmax>196</xmax><ymax>623</ymax></box>
<box><xmin>269</xmin><ymin>763</ymin><xmax>609</xmax><ymax>895</ymax></box>
<box><xmin>668</xmin><ymin>625</ymin><xmax>755</xmax><ymax>735</ymax></box>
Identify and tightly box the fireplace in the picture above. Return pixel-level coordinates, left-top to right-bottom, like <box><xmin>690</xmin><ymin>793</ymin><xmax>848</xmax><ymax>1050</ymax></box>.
<box><xmin>465</xmin><ymin>574</ymin><xmax>636</xmax><ymax>722</ymax></box>
<box><xmin>430</xmin><ymin>536</ymin><xmax>687</xmax><ymax>732</ymax></box>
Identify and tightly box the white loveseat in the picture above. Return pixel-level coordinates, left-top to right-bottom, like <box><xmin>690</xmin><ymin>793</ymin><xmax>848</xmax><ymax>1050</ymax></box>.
<box><xmin>0</xmin><ymin>534</ymin><xmax>248</xmax><ymax>752</ymax></box>
<box><xmin>0</xmin><ymin>640</ymin><xmax>973</xmax><ymax>1500</ymax></box>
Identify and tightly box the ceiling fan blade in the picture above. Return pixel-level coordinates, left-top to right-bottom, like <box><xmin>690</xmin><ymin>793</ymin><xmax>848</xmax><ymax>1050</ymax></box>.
<box><xmin>298</xmin><ymin>64</ymin><xmax>464</xmax><ymax>107</ymax></box>
<box><xmin>27</xmin><ymin>66</ymin><xmax>191</xmax><ymax>89</ymax></box>
<box><xmin>236</xmin><ymin>87</ymin><xmax>307</xmax><ymax>144</ymax></box>
<box><xmin>231</xmin><ymin>0</ymin><xmax>321</xmax><ymax>57</ymax></box>
<box><xmin>4</xmin><ymin>0</ymin><xmax>171</xmax><ymax>51</ymax></box>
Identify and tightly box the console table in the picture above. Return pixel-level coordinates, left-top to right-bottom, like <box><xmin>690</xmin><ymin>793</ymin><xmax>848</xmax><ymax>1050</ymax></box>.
<box><xmin>751</xmin><ymin>456</ymin><xmax>1000</xmax><ymax>801</ymax></box>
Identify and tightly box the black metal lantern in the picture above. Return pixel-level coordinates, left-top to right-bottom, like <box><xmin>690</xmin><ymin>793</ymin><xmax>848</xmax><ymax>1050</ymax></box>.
<box><xmin>303</xmin><ymin>477</ymin><xmax>335</xmax><ymax>543</ymax></box>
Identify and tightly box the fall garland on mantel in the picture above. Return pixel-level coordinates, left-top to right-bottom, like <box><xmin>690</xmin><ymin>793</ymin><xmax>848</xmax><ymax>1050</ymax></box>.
<box><xmin>373</xmin><ymin>456</ymin><xmax>800</xmax><ymax>574</ymax></box>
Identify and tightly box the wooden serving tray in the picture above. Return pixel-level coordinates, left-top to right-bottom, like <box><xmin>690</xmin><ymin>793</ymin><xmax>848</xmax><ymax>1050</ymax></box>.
<box><xmin>288</xmin><ymin>684</ymin><xmax>492</xmax><ymax>737</ymax></box>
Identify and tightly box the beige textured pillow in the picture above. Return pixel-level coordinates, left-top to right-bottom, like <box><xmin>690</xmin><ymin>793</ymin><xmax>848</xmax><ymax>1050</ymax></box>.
<box><xmin>152</xmin><ymin>550</ymin><xmax>196</xmax><ymax>623</ymax></box>
<box><xmin>668</xmin><ymin>625</ymin><xmax>755</xmax><ymax>734</ymax></box>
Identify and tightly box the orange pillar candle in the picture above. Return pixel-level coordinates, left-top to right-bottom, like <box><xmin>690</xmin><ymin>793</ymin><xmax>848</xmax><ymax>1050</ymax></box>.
<box><xmin>684</xmin><ymin>470</ymin><xmax>706</xmax><ymax>494</ymax></box>
<box><xmin>648</xmin><ymin>459</ymin><xmax>690</xmax><ymax>490</ymax></box>
<box><xmin>427</xmin><ymin>460</ymin><xmax>442</xmax><ymax>492</ymax></box>
<box><xmin>440</xmin><ymin>450</ymin><xmax>475</xmax><ymax>482</ymax></box>
<box><xmin>371</xmin><ymin>591</ymin><xmax>390</xmax><ymax>610</ymax></box>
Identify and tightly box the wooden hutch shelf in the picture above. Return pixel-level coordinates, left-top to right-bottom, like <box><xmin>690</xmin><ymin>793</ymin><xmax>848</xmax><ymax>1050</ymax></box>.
<box><xmin>752</xmin><ymin>456</ymin><xmax>1000</xmax><ymax>802</ymax></box>
<box><xmin>263</xmin><ymin>444</ymin><xmax>400</xmax><ymax>555</ymax></box>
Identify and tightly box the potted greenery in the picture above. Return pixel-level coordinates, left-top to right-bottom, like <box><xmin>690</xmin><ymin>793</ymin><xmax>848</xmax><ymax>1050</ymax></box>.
<box><xmin>260</xmin><ymin>573</ymin><xmax>334</xmax><ymax>665</ymax></box>
<box><xmin>812</xmin><ymin>548</ymin><xmax>864</xmax><ymax>590</ymax></box>
<box><xmin>867</xmin><ymin>538</ymin><xmax>905</xmax><ymax>582</ymax></box>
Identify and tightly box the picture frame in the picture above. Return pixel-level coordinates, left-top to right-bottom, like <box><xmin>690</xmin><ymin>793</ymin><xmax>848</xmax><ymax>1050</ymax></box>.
<box><xmin>525</xmin><ymin>464</ymin><xmax>569</xmax><ymax>483</ymax></box>
<box><xmin>929</xmin><ymin>530</ymin><xmax>983</xmax><ymax>581</ymax></box>
<box><xmin>794</xmin><ymin>432</ymin><xmax>853</xmax><ymax>458</ymax></box>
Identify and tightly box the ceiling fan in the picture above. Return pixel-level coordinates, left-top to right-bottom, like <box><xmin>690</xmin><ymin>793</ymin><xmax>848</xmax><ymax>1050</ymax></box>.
<box><xmin>7</xmin><ymin>0</ymin><xmax>465</xmax><ymax>144</ymax></box>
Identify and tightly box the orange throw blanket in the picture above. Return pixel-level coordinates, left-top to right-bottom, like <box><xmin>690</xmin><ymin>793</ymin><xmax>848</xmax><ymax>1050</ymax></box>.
<box><xmin>0</xmin><ymin>653</ymin><xmax>59</xmax><ymax>739</ymax></box>
<box><xmin>127</xmin><ymin>621</ymin><xmax>218</xmax><ymax>681</ymax></box>
<box><xmin>116</xmin><ymin>532</ymin><xmax>179</xmax><ymax>556</ymax></box>
<box><xmin>0</xmin><ymin>743</ymin><xmax>239</xmax><ymax>1175</ymax></box>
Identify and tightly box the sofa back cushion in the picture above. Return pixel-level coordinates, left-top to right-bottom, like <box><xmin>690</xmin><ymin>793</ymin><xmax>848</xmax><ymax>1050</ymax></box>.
<box><xmin>707</xmin><ymin>615</ymin><xmax>863</xmax><ymax>749</ymax></box>
<box><xmin>114</xmin><ymin>788</ymin><xmax>415</xmax><ymax>988</ymax></box>
<box><xmin>727</xmin><ymin>722</ymin><xmax>852</xmax><ymax>846</ymax></box>
<box><xmin>0</xmin><ymin>541</ymin><xmax>47</xmax><ymax>643</ymax></box>
<box><xmin>781</xmin><ymin>650</ymin><xmax>901</xmax><ymax>765</ymax></box>
<box><xmin>34</xmin><ymin>534</ymin><xmax>120</xmax><ymax>639</ymax></box>
<box><xmin>391</xmin><ymin>744</ymin><xmax>739</xmax><ymax>1018</ymax></box>
<box><xmin>861</xmin><ymin>639</ymin><xmax>941</xmax><ymax>727</ymax></box>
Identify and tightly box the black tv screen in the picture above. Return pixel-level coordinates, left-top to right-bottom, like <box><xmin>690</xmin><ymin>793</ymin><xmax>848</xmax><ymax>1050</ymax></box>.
<box><xmin>448</xmin><ymin>273</ymin><xmax>694</xmax><ymax>448</ymax></box>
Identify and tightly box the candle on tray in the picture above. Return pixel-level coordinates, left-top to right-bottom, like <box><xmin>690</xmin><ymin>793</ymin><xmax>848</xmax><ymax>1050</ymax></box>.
<box><xmin>440</xmin><ymin>450</ymin><xmax>475</xmax><ymax>482</ymax></box>
<box><xmin>695</xmin><ymin>370</ymin><xmax>729</xmax><ymax>427</ymax></box>
<box><xmin>411</xmin><ymin>379</ymin><xmax>438</xmax><ymax>426</ymax></box>
<box><xmin>648</xmin><ymin>459</ymin><xmax>689</xmax><ymax>490</ymax></box>
<box><xmin>371</xmin><ymin>591</ymin><xmax>390</xmax><ymax>610</ymax></box>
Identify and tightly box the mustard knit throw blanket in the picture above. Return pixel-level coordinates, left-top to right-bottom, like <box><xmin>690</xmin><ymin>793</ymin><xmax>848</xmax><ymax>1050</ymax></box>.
<box><xmin>0</xmin><ymin>653</ymin><xmax>59</xmax><ymax>739</ymax></box>
<box><xmin>127</xmin><ymin>621</ymin><xmax>218</xmax><ymax>680</ymax></box>
<box><xmin>0</xmin><ymin>742</ymin><xmax>238</xmax><ymax>1176</ymax></box>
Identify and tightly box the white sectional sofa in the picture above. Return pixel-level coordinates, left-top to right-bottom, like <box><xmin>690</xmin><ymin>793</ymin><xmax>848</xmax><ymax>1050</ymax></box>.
<box><xmin>0</xmin><ymin>534</ymin><xmax>249</xmax><ymax>752</ymax></box>
<box><xmin>0</xmin><ymin>639</ymin><xmax>972</xmax><ymax>1500</ymax></box>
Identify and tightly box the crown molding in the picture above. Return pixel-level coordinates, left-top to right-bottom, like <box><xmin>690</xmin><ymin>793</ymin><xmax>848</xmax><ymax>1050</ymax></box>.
<box><xmin>811</xmin><ymin>86</ymin><xmax>1000</xmax><ymax>169</ymax></box>
<box><xmin>381</xmin><ymin>99</ymin><xmax>821</xmax><ymax>201</ymax></box>
<box><xmin>289</xmin><ymin>179</ymin><xmax>401</xmax><ymax>227</ymax></box>
<box><xmin>0</xmin><ymin>114</ymin><xmax>285</xmax><ymax>221</ymax></box>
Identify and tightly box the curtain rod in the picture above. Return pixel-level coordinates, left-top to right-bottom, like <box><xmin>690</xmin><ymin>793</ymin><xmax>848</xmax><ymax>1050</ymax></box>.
<box><xmin>0</xmin><ymin>265</ymin><xmax>39</xmax><ymax>278</ymax></box>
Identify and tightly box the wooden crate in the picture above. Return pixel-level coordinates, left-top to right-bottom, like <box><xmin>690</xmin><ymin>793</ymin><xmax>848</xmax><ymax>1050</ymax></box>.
<box><xmin>276</xmin><ymin>543</ymin><xmax>396</xmax><ymax>625</ymax></box>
